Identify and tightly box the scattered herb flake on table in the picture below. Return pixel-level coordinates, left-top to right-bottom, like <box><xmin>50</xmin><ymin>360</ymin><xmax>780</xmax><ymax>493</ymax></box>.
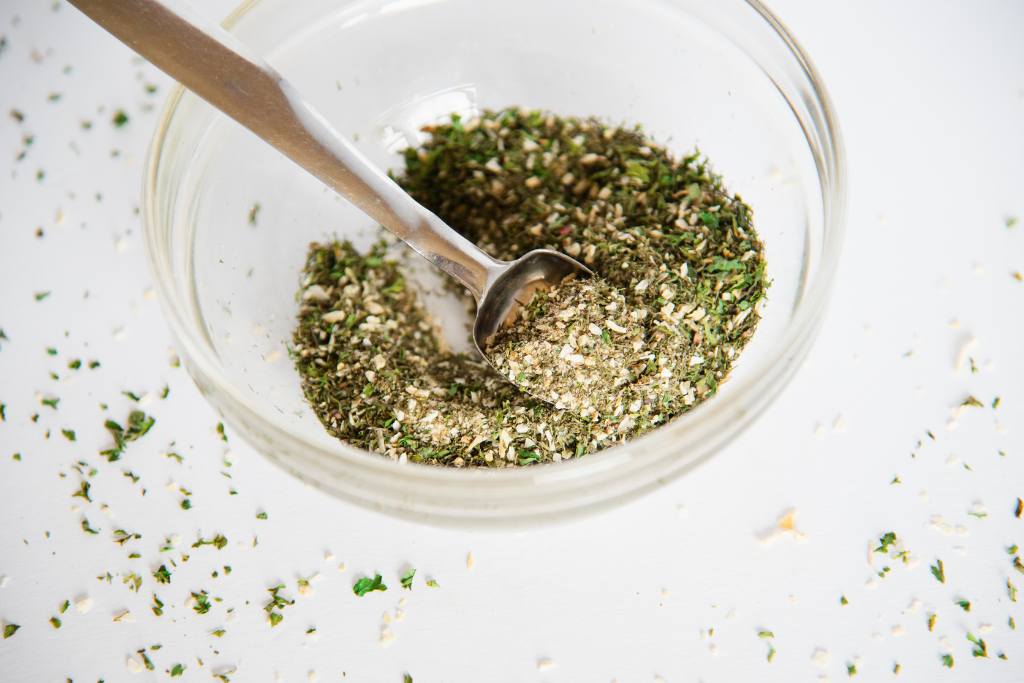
<box><xmin>190</xmin><ymin>590</ymin><xmax>211</xmax><ymax>614</ymax></box>
<box><xmin>192</xmin><ymin>534</ymin><xmax>228</xmax><ymax>550</ymax></box>
<box><xmin>264</xmin><ymin>584</ymin><xmax>294</xmax><ymax>626</ymax></box>
<box><xmin>101</xmin><ymin>410</ymin><xmax>155</xmax><ymax>461</ymax></box>
<box><xmin>875</xmin><ymin>532</ymin><xmax>897</xmax><ymax>553</ymax></box>
<box><xmin>72</xmin><ymin>480</ymin><xmax>91</xmax><ymax>502</ymax></box>
<box><xmin>966</xmin><ymin>632</ymin><xmax>988</xmax><ymax>658</ymax></box>
<box><xmin>353</xmin><ymin>574</ymin><xmax>387</xmax><ymax>596</ymax></box>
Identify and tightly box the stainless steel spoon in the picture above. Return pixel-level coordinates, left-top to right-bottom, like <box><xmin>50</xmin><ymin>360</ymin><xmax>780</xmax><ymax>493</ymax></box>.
<box><xmin>69</xmin><ymin>0</ymin><xmax>590</xmax><ymax>359</ymax></box>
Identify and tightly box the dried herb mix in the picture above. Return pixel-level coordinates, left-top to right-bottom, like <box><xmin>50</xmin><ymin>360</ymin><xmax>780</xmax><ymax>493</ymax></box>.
<box><xmin>292</xmin><ymin>108</ymin><xmax>768</xmax><ymax>466</ymax></box>
<box><xmin>487</xmin><ymin>276</ymin><xmax>664</xmax><ymax>420</ymax></box>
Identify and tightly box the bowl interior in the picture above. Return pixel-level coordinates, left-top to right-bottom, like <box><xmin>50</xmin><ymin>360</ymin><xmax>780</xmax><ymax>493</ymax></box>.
<box><xmin>166</xmin><ymin>0</ymin><xmax>823</xmax><ymax>457</ymax></box>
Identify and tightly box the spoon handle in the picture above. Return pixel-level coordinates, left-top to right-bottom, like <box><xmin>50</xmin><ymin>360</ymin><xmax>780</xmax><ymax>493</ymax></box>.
<box><xmin>68</xmin><ymin>0</ymin><xmax>501</xmax><ymax>300</ymax></box>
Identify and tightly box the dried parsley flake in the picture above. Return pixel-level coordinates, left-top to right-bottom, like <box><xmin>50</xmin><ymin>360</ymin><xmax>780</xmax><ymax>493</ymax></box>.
<box><xmin>352</xmin><ymin>574</ymin><xmax>387</xmax><ymax>596</ymax></box>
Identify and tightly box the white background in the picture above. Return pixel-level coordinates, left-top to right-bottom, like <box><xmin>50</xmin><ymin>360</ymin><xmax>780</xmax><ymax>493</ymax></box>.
<box><xmin>1</xmin><ymin>1</ymin><xmax>1023</xmax><ymax>681</ymax></box>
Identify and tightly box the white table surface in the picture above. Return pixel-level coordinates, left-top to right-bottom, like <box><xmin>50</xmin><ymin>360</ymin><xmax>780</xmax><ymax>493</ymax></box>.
<box><xmin>2</xmin><ymin>1</ymin><xmax>1023</xmax><ymax>681</ymax></box>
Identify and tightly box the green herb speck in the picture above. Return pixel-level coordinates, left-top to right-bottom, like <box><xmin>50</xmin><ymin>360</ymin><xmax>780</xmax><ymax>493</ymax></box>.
<box><xmin>100</xmin><ymin>410</ymin><xmax>155</xmax><ymax>461</ymax></box>
<box><xmin>967</xmin><ymin>632</ymin><xmax>987</xmax><ymax>658</ymax></box>
<box><xmin>192</xmin><ymin>534</ymin><xmax>228</xmax><ymax>550</ymax></box>
<box><xmin>875</xmin><ymin>532</ymin><xmax>897</xmax><ymax>554</ymax></box>
<box><xmin>190</xmin><ymin>590</ymin><xmax>211</xmax><ymax>614</ymax></box>
<box><xmin>353</xmin><ymin>574</ymin><xmax>387</xmax><ymax>596</ymax></box>
<box><xmin>264</xmin><ymin>584</ymin><xmax>294</xmax><ymax>626</ymax></box>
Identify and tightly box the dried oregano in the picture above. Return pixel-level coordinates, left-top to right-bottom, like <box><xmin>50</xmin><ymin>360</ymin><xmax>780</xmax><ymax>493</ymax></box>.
<box><xmin>292</xmin><ymin>108</ymin><xmax>768</xmax><ymax>467</ymax></box>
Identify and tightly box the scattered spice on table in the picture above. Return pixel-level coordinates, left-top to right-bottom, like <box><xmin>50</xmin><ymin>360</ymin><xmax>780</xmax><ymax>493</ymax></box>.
<box><xmin>353</xmin><ymin>574</ymin><xmax>387</xmax><ymax>597</ymax></box>
<box><xmin>292</xmin><ymin>108</ymin><xmax>768</xmax><ymax>466</ymax></box>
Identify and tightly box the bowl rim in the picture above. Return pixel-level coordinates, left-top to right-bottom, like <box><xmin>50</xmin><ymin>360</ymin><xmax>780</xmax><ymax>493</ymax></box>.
<box><xmin>142</xmin><ymin>0</ymin><xmax>846</xmax><ymax>497</ymax></box>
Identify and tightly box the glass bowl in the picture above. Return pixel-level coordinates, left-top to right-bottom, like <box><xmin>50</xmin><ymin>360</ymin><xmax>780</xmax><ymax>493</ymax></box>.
<box><xmin>143</xmin><ymin>0</ymin><xmax>845</xmax><ymax>528</ymax></box>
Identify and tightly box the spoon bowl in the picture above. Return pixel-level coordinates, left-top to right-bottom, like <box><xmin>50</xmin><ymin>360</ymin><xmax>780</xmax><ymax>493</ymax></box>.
<box><xmin>472</xmin><ymin>249</ymin><xmax>592</xmax><ymax>356</ymax></box>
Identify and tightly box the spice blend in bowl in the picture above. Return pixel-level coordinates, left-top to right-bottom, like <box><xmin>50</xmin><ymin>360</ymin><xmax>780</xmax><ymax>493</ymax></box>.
<box><xmin>292</xmin><ymin>108</ymin><xmax>768</xmax><ymax>467</ymax></box>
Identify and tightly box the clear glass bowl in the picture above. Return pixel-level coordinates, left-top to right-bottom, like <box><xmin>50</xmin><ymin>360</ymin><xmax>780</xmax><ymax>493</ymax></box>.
<box><xmin>144</xmin><ymin>0</ymin><xmax>845</xmax><ymax>528</ymax></box>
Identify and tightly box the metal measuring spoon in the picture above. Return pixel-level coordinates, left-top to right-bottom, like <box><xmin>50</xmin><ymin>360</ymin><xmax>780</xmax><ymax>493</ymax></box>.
<box><xmin>70</xmin><ymin>0</ymin><xmax>591</xmax><ymax>375</ymax></box>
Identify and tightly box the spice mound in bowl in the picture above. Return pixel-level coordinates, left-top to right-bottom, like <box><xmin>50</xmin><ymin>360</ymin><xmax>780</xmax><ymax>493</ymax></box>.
<box><xmin>291</xmin><ymin>108</ymin><xmax>768</xmax><ymax>467</ymax></box>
